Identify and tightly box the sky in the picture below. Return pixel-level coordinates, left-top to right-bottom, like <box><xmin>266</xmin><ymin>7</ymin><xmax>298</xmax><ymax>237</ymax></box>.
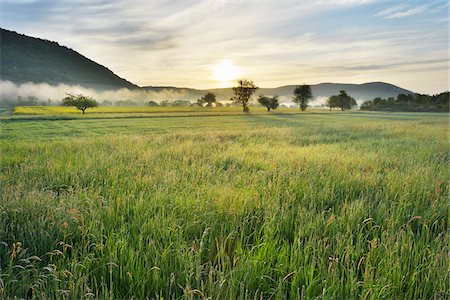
<box><xmin>0</xmin><ymin>0</ymin><xmax>448</xmax><ymax>93</ymax></box>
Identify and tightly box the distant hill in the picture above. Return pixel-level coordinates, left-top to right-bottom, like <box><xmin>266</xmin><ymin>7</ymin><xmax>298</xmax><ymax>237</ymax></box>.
<box><xmin>260</xmin><ymin>82</ymin><xmax>413</xmax><ymax>102</ymax></box>
<box><xmin>1</xmin><ymin>28</ymin><xmax>414</xmax><ymax>103</ymax></box>
<box><xmin>0</xmin><ymin>28</ymin><xmax>137</xmax><ymax>90</ymax></box>
<box><xmin>143</xmin><ymin>82</ymin><xmax>413</xmax><ymax>103</ymax></box>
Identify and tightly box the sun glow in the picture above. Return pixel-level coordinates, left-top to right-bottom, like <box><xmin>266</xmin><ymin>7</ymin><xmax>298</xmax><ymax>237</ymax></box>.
<box><xmin>212</xmin><ymin>60</ymin><xmax>239</xmax><ymax>86</ymax></box>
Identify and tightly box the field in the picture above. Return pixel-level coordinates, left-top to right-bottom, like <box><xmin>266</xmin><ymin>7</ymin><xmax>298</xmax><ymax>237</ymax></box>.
<box><xmin>13</xmin><ymin>106</ymin><xmax>297</xmax><ymax>116</ymax></box>
<box><xmin>0</xmin><ymin>108</ymin><xmax>448</xmax><ymax>299</ymax></box>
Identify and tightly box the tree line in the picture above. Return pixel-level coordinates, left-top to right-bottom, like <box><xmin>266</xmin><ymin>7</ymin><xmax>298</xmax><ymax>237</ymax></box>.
<box><xmin>59</xmin><ymin>79</ymin><xmax>448</xmax><ymax>114</ymax></box>
<box><xmin>360</xmin><ymin>92</ymin><xmax>449</xmax><ymax>112</ymax></box>
<box><xmin>228</xmin><ymin>79</ymin><xmax>357</xmax><ymax>112</ymax></box>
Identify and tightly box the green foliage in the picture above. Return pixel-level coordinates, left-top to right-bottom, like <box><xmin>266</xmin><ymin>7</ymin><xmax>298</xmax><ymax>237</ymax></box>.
<box><xmin>231</xmin><ymin>79</ymin><xmax>259</xmax><ymax>112</ymax></box>
<box><xmin>201</xmin><ymin>92</ymin><xmax>217</xmax><ymax>106</ymax></box>
<box><xmin>257</xmin><ymin>95</ymin><xmax>280</xmax><ymax>111</ymax></box>
<box><xmin>62</xmin><ymin>94</ymin><xmax>98</xmax><ymax>114</ymax></box>
<box><xmin>0</xmin><ymin>112</ymin><xmax>448</xmax><ymax>299</ymax></box>
<box><xmin>292</xmin><ymin>85</ymin><xmax>313</xmax><ymax>111</ymax></box>
<box><xmin>326</xmin><ymin>90</ymin><xmax>357</xmax><ymax>111</ymax></box>
<box><xmin>360</xmin><ymin>92</ymin><xmax>449</xmax><ymax>112</ymax></box>
<box><xmin>148</xmin><ymin>100</ymin><xmax>159</xmax><ymax>107</ymax></box>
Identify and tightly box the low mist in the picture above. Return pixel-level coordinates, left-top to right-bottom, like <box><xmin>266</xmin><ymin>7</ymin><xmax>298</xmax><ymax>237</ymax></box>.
<box><xmin>0</xmin><ymin>80</ymin><xmax>192</xmax><ymax>106</ymax></box>
<box><xmin>0</xmin><ymin>80</ymin><xmax>337</xmax><ymax>108</ymax></box>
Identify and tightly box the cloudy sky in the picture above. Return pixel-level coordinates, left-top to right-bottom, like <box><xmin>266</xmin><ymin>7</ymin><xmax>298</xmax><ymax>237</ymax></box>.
<box><xmin>1</xmin><ymin>0</ymin><xmax>448</xmax><ymax>93</ymax></box>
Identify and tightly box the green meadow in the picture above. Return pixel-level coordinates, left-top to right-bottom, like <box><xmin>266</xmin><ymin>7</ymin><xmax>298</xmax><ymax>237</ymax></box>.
<box><xmin>0</xmin><ymin>109</ymin><xmax>448</xmax><ymax>299</ymax></box>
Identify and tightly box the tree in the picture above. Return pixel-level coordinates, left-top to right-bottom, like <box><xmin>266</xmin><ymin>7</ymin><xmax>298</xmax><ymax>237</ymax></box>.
<box><xmin>326</xmin><ymin>90</ymin><xmax>357</xmax><ymax>111</ymax></box>
<box><xmin>148</xmin><ymin>100</ymin><xmax>159</xmax><ymax>107</ymax></box>
<box><xmin>292</xmin><ymin>85</ymin><xmax>313</xmax><ymax>111</ymax></box>
<box><xmin>62</xmin><ymin>93</ymin><xmax>97</xmax><ymax>114</ymax></box>
<box><xmin>397</xmin><ymin>93</ymin><xmax>414</xmax><ymax>103</ymax></box>
<box><xmin>359</xmin><ymin>100</ymin><xmax>373</xmax><ymax>111</ymax></box>
<box><xmin>325</xmin><ymin>95</ymin><xmax>340</xmax><ymax>111</ymax></box>
<box><xmin>258</xmin><ymin>95</ymin><xmax>279</xmax><ymax>111</ymax></box>
<box><xmin>231</xmin><ymin>79</ymin><xmax>258</xmax><ymax>112</ymax></box>
<box><xmin>201</xmin><ymin>92</ymin><xmax>216</xmax><ymax>106</ymax></box>
<box><xmin>360</xmin><ymin>91</ymin><xmax>448</xmax><ymax>112</ymax></box>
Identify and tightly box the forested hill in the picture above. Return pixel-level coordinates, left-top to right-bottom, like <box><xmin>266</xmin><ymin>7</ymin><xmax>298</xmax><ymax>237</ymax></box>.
<box><xmin>0</xmin><ymin>28</ymin><xmax>138</xmax><ymax>90</ymax></box>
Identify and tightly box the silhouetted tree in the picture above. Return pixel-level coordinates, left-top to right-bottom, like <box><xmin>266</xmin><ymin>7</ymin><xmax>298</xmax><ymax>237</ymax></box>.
<box><xmin>326</xmin><ymin>90</ymin><xmax>357</xmax><ymax>111</ymax></box>
<box><xmin>397</xmin><ymin>93</ymin><xmax>414</xmax><ymax>103</ymax></box>
<box><xmin>231</xmin><ymin>79</ymin><xmax>258</xmax><ymax>112</ymax></box>
<box><xmin>201</xmin><ymin>92</ymin><xmax>216</xmax><ymax>106</ymax></box>
<box><xmin>62</xmin><ymin>93</ymin><xmax>97</xmax><ymax>114</ymax></box>
<box><xmin>258</xmin><ymin>95</ymin><xmax>279</xmax><ymax>111</ymax></box>
<box><xmin>292</xmin><ymin>85</ymin><xmax>313</xmax><ymax>111</ymax></box>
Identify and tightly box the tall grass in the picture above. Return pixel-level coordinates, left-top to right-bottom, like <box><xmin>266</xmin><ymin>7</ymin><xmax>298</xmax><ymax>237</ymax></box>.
<box><xmin>0</xmin><ymin>112</ymin><xmax>448</xmax><ymax>299</ymax></box>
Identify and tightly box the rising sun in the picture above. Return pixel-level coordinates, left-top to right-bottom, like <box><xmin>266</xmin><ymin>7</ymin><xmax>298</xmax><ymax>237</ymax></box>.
<box><xmin>212</xmin><ymin>60</ymin><xmax>239</xmax><ymax>85</ymax></box>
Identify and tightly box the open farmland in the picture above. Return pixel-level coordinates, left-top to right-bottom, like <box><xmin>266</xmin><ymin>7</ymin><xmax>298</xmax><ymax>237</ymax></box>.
<box><xmin>13</xmin><ymin>105</ymin><xmax>298</xmax><ymax>116</ymax></box>
<box><xmin>0</xmin><ymin>110</ymin><xmax>448</xmax><ymax>299</ymax></box>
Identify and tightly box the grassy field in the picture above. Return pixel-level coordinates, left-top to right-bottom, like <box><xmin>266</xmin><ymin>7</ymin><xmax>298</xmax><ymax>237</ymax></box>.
<box><xmin>13</xmin><ymin>105</ymin><xmax>298</xmax><ymax>115</ymax></box>
<box><xmin>0</xmin><ymin>110</ymin><xmax>448</xmax><ymax>299</ymax></box>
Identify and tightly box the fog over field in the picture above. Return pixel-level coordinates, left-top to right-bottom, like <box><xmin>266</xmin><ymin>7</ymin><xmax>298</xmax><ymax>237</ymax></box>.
<box><xmin>0</xmin><ymin>80</ymin><xmax>191</xmax><ymax>104</ymax></box>
<box><xmin>0</xmin><ymin>80</ymin><xmax>349</xmax><ymax>107</ymax></box>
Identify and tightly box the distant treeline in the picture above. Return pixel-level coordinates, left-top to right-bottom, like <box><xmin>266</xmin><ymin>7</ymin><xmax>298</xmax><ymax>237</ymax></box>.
<box><xmin>360</xmin><ymin>92</ymin><xmax>449</xmax><ymax>112</ymax></box>
<box><xmin>3</xmin><ymin>92</ymin><xmax>449</xmax><ymax>112</ymax></box>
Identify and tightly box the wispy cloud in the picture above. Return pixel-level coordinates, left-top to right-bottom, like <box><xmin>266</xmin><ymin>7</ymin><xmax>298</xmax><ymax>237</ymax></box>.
<box><xmin>375</xmin><ymin>4</ymin><xmax>427</xmax><ymax>19</ymax></box>
<box><xmin>324</xmin><ymin>0</ymin><xmax>375</xmax><ymax>5</ymax></box>
<box><xmin>319</xmin><ymin>58</ymin><xmax>449</xmax><ymax>71</ymax></box>
<box><xmin>0</xmin><ymin>0</ymin><xmax>448</xmax><ymax>93</ymax></box>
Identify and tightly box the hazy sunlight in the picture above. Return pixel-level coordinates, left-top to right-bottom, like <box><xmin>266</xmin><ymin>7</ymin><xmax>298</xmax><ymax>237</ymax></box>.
<box><xmin>212</xmin><ymin>60</ymin><xmax>239</xmax><ymax>86</ymax></box>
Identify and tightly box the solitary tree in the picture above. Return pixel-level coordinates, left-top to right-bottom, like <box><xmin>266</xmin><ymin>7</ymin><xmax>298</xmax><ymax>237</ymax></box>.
<box><xmin>231</xmin><ymin>79</ymin><xmax>258</xmax><ymax>112</ymax></box>
<box><xmin>62</xmin><ymin>93</ymin><xmax>97</xmax><ymax>114</ymax></box>
<box><xmin>326</xmin><ymin>90</ymin><xmax>357</xmax><ymax>111</ymax></box>
<box><xmin>258</xmin><ymin>95</ymin><xmax>279</xmax><ymax>111</ymax></box>
<box><xmin>292</xmin><ymin>85</ymin><xmax>313</xmax><ymax>111</ymax></box>
<box><xmin>201</xmin><ymin>92</ymin><xmax>216</xmax><ymax>106</ymax></box>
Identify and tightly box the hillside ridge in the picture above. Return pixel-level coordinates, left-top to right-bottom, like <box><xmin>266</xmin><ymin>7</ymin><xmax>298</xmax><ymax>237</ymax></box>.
<box><xmin>0</xmin><ymin>28</ymin><xmax>138</xmax><ymax>90</ymax></box>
